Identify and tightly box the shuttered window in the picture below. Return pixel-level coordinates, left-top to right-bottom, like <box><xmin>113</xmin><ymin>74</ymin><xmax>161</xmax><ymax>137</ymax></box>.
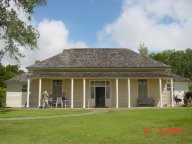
<box><xmin>138</xmin><ymin>79</ymin><xmax>148</xmax><ymax>98</ymax></box>
<box><xmin>52</xmin><ymin>80</ymin><xmax>62</xmax><ymax>97</ymax></box>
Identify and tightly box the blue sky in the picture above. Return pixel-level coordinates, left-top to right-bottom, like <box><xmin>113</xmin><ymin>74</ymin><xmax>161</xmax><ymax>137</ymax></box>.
<box><xmin>34</xmin><ymin>0</ymin><xmax>122</xmax><ymax>47</ymax></box>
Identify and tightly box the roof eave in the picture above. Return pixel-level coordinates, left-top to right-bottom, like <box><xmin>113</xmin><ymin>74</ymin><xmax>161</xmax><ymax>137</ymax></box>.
<box><xmin>27</xmin><ymin>66</ymin><xmax>171</xmax><ymax>70</ymax></box>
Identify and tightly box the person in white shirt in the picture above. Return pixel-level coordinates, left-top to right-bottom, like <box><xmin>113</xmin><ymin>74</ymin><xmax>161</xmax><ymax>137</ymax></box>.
<box><xmin>41</xmin><ymin>90</ymin><xmax>49</xmax><ymax>108</ymax></box>
<box><xmin>48</xmin><ymin>94</ymin><xmax>53</xmax><ymax>108</ymax></box>
<box><xmin>56</xmin><ymin>96</ymin><xmax>63</xmax><ymax>108</ymax></box>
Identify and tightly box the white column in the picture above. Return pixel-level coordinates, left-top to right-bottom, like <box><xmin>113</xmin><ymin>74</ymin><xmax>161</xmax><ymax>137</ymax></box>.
<box><xmin>83</xmin><ymin>78</ymin><xmax>86</xmax><ymax>108</ymax></box>
<box><xmin>159</xmin><ymin>78</ymin><xmax>163</xmax><ymax>107</ymax></box>
<box><xmin>128</xmin><ymin>78</ymin><xmax>131</xmax><ymax>108</ymax></box>
<box><xmin>26</xmin><ymin>78</ymin><xmax>30</xmax><ymax>108</ymax></box>
<box><xmin>116</xmin><ymin>78</ymin><xmax>119</xmax><ymax>108</ymax></box>
<box><xmin>38</xmin><ymin>78</ymin><xmax>42</xmax><ymax>107</ymax></box>
<box><xmin>71</xmin><ymin>78</ymin><xmax>74</xmax><ymax>108</ymax></box>
<box><xmin>170</xmin><ymin>78</ymin><xmax>174</xmax><ymax>107</ymax></box>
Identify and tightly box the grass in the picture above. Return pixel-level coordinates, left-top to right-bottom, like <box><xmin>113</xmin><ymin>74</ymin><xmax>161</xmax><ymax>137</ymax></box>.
<box><xmin>0</xmin><ymin>108</ymin><xmax>90</xmax><ymax>118</ymax></box>
<box><xmin>0</xmin><ymin>108</ymin><xmax>191</xmax><ymax>144</ymax></box>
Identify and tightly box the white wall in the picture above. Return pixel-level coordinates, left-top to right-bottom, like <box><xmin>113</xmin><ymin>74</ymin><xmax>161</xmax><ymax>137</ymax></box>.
<box><xmin>174</xmin><ymin>82</ymin><xmax>189</xmax><ymax>103</ymax></box>
<box><xmin>174</xmin><ymin>82</ymin><xmax>188</xmax><ymax>93</ymax></box>
<box><xmin>6</xmin><ymin>82</ymin><xmax>27</xmax><ymax>107</ymax></box>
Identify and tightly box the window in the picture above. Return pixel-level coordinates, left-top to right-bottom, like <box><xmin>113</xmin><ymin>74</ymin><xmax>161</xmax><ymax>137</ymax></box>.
<box><xmin>90</xmin><ymin>87</ymin><xmax>95</xmax><ymax>98</ymax></box>
<box><xmin>138</xmin><ymin>79</ymin><xmax>148</xmax><ymax>98</ymax></box>
<box><xmin>106</xmin><ymin>81</ymin><xmax>110</xmax><ymax>86</ymax></box>
<box><xmin>95</xmin><ymin>81</ymin><xmax>105</xmax><ymax>86</ymax></box>
<box><xmin>22</xmin><ymin>85</ymin><xmax>27</xmax><ymax>92</ymax></box>
<box><xmin>106</xmin><ymin>87</ymin><xmax>110</xmax><ymax>98</ymax></box>
<box><xmin>91</xmin><ymin>81</ymin><xmax>94</xmax><ymax>86</ymax></box>
<box><xmin>91</xmin><ymin>81</ymin><xmax>110</xmax><ymax>87</ymax></box>
<box><xmin>53</xmin><ymin>80</ymin><xmax>62</xmax><ymax>86</ymax></box>
<box><xmin>52</xmin><ymin>80</ymin><xmax>62</xmax><ymax>97</ymax></box>
<box><xmin>90</xmin><ymin>81</ymin><xmax>111</xmax><ymax>99</ymax></box>
<box><xmin>167</xmin><ymin>80</ymin><xmax>172</xmax><ymax>91</ymax></box>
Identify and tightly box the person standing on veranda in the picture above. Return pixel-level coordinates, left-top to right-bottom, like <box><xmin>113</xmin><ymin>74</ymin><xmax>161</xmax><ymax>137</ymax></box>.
<box><xmin>62</xmin><ymin>93</ymin><xmax>67</xmax><ymax>108</ymax></box>
<box><xmin>41</xmin><ymin>90</ymin><xmax>49</xmax><ymax>108</ymax></box>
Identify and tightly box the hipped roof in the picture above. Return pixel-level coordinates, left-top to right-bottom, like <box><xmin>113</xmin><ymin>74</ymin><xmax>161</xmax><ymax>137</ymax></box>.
<box><xmin>27</xmin><ymin>48</ymin><xmax>171</xmax><ymax>69</ymax></box>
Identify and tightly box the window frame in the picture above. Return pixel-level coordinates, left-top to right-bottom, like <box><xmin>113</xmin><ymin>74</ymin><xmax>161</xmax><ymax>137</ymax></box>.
<box><xmin>22</xmin><ymin>84</ymin><xmax>27</xmax><ymax>92</ymax></box>
<box><xmin>138</xmin><ymin>79</ymin><xmax>148</xmax><ymax>98</ymax></box>
<box><xmin>89</xmin><ymin>81</ymin><xmax>111</xmax><ymax>99</ymax></box>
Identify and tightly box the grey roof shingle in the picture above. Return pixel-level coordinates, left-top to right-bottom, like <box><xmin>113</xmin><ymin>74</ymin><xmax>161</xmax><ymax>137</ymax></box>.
<box><xmin>171</xmin><ymin>74</ymin><xmax>191</xmax><ymax>82</ymax></box>
<box><xmin>27</xmin><ymin>48</ymin><xmax>171</xmax><ymax>69</ymax></box>
<box><xmin>6</xmin><ymin>73</ymin><xmax>28</xmax><ymax>83</ymax></box>
<box><xmin>7</xmin><ymin>72</ymin><xmax>190</xmax><ymax>82</ymax></box>
<box><xmin>29</xmin><ymin>71</ymin><xmax>172</xmax><ymax>78</ymax></box>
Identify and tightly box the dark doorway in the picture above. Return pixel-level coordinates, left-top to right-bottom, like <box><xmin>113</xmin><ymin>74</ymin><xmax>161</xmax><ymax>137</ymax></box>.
<box><xmin>95</xmin><ymin>87</ymin><xmax>105</xmax><ymax>107</ymax></box>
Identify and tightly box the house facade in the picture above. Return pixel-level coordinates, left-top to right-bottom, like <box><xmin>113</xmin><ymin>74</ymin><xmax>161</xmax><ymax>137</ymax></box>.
<box><xmin>21</xmin><ymin>48</ymin><xmax>176</xmax><ymax>108</ymax></box>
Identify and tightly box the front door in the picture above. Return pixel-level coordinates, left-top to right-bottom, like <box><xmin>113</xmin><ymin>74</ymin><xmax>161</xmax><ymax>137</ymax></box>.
<box><xmin>95</xmin><ymin>87</ymin><xmax>105</xmax><ymax>107</ymax></box>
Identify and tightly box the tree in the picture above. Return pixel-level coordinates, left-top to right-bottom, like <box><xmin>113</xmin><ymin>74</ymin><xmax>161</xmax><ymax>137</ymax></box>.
<box><xmin>6</xmin><ymin>64</ymin><xmax>22</xmax><ymax>74</ymax></box>
<box><xmin>138</xmin><ymin>43</ymin><xmax>149</xmax><ymax>57</ymax></box>
<box><xmin>149</xmin><ymin>49</ymin><xmax>192</xmax><ymax>80</ymax></box>
<box><xmin>0</xmin><ymin>63</ymin><xmax>24</xmax><ymax>107</ymax></box>
<box><xmin>0</xmin><ymin>63</ymin><xmax>6</xmax><ymax>87</ymax></box>
<box><xmin>0</xmin><ymin>87</ymin><xmax>6</xmax><ymax>107</ymax></box>
<box><xmin>149</xmin><ymin>49</ymin><xmax>192</xmax><ymax>93</ymax></box>
<box><xmin>0</xmin><ymin>0</ymin><xmax>46</xmax><ymax>62</ymax></box>
<box><xmin>0</xmin><ymin>63</ymin><xmax>24</xmax><ymax>87</ymax></box>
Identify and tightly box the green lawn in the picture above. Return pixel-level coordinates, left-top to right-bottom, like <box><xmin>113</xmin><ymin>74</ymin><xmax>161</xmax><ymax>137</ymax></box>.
<box><xmin>0</xmin><ymin>108</ymin><xmax>90</xmax><ymax>118</ymax></box>
<box><xmin>0</xmin><ymin>108</ymin><xmax>191</xmax><ymax>144</ymax></box>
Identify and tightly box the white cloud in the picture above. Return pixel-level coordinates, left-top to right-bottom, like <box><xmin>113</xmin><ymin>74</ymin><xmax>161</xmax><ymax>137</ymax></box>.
<box><xmin>37</xmin><ymin>19</ymin><xmax>69</xmax><ymax>55</ymax></box>
<box><xmin>1</xmin><ymin>18</ymin><xmax>87</xmax><ymax>70</ymax></box>
<box><xmin>70</xmin><ymin>41</ymin><xmax>88</xmax><ymax>48</ymax></box>
<box><xmin>18</xmin><ymin>19</ymin><xmax>87</xmax><ymax>70</ymax></box>
<box><xmin>98</xmin><ymin>0</ymin><xmax>192</xmax><ymax>52</ymax></box>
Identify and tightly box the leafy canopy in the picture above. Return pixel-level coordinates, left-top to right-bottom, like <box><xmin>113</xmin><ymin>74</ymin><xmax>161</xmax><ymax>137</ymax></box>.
<box><xmin>149</xmin><ymin>48</ymin><xmax>192</xmax><ymax>80</ymax></box>
<box><xmin>0</xmin><ymin>63</ymin><xmax>24</xmax><ymax>107</ymax></box>
<box><xmin>0</xmin><ymin>0</ymin><xmax>46</xmax><ymax>62</ymax></box>
<box><xmin>138</xmin><ymin>43</ymin><xmax>149</xmax><ymax>57</ymax></box>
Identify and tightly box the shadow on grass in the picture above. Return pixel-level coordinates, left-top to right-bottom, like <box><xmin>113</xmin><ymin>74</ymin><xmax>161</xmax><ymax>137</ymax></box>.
<box><xmin>0</xmin><ymin>108</ymin><xmax>15</xmax><ymax>114</ymax></box>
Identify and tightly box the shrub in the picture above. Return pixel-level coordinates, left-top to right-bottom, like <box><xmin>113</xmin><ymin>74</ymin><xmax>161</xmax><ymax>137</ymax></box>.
<box><xmin>0</xmin><ymin>87</ymin><xmax>6</xmax><ymax>107</ymax></box>
<box><xmin>183</xmin><ymin>95</ymin><xmax>188</xmax><ymax>106</ymax></box>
